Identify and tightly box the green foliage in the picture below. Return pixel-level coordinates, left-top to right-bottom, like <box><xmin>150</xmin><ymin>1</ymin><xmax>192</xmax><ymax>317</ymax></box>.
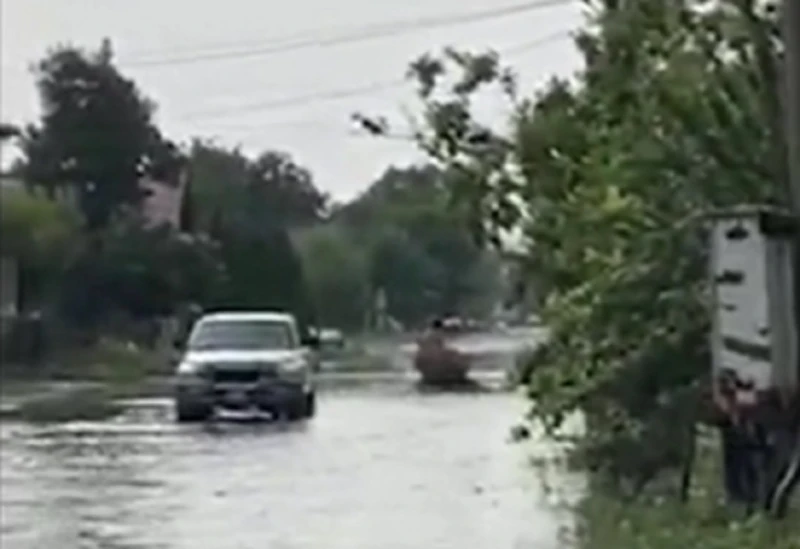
<box><xmin>294</xmin><ymin>225</ymin><xmax>369</xmax><ymax>331</ymax></box>
<box><xmin>14</xmin><ymin>386</ymin><xmax>122</xmax><ymax>423</ymax></box>
<box><xmin>184</xmin><ymin>140</ymin><xmax>324</xmax><ymax>332</ymax></box>
<box><xmin>69</xmin><ymin>338</ymin><xmax>160</xmax><ymax>384</ymax></box>
<box><xmin>59</xmin><ymin>220</ymin><xmax>226</xmax><ymax>329</ymax></box>
<box><xmin>186</xmin><ymin>140</ymin><xmax>250</xmax><ymax>232</ymax></box>
<box><xmin>210</xmin><ymin>215</ymin><xmax>313</xmax><ymax>334</ymax></box>
<box><xmin>20</xmin><ymin>41</ymin><xmax>181</xmax><ymax>228</ymax></box>
<box><xmin>247</xmin><ymin>150</ymin><xmax>329</xmax><ymax>227</ymax></box>
<box><xmin>187</xmin><ymin>140</ymin><xmax>328</xmax><ymax>231</ymax></box>
<box><xmin>519</xmin><ymin>0</ymin><xmax>781</xmax><ymax>491</ymax></box>
<box><xmin>0</xmin><ymin>186</ymin><xmax>80</xmax><ymax>267</ymax></box>
<box><xmin>336</xmin><ymin>164</ymin><xmax>503</xmax><ymax>326</ymax></box>
<box><xmin>366</xmin><ymin>226</ymin><xmax>442</xmax><ymax>326</ymax></box>
<box><xmin>381</xmin><ymin>0</ymin><xmax>784</xmax><ymax>495</ymax></box>
<box><xmin>11</xmin><ymin>43</ymin><xmax>324</xmax><ymax>360</ymax></box>
<box><xmin>0</xmin><ymin>186</ymin><xmax>81</xmax><ymax>310</ymax></box>
<box><xmin>578</xmin><ymin>438</ymin><xmax>800</xmax><ymax>549</ymax></box>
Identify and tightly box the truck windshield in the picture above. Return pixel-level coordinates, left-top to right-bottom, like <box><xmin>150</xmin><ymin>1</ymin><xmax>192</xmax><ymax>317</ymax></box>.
<box><xmin>188</xmin><ymin>320</ymin><xmax>294</xmax><ymax>351</ymax></box>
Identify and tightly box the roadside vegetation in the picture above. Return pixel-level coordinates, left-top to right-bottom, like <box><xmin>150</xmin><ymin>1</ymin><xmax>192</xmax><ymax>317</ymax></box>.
<box><xmin>0</xmin><ymin>43</ymin><xmax>508</xmax><ymax>385</ymax></box>
<box><xmin>8</xmin><ymin>386</ymin><xmax>122</xmax><ymax>424</ymax></box>
<box><xmin>580</xmin><ymin>433</ymin><xmax>800</xmax><ymax>549</ymax></box>
<box><xmin>358</xmin><ymin>0</ymin><xmax>799</xmax><ymax>546</ymax></box>
<box><xmin>4</xmin><ymin>0</ymin><xmax>797</xmax><ymax>545</ymax></box>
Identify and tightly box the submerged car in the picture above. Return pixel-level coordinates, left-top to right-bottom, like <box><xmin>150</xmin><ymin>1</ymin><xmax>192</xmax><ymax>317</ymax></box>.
<box><xmin>173</xmin><ymin>311</ymin><xmax>317</xmax><ymax>422</ymax></box>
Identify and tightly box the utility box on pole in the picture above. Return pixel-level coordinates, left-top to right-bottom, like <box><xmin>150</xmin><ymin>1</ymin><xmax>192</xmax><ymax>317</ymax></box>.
<box><xmin>708</xmin><ymin>206</ymin><xmax>798</xmax><ymax>401</ymax></box>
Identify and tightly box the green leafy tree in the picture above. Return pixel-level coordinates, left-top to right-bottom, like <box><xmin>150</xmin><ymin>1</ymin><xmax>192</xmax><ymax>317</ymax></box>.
<box><xmin>186</xmin><ymin>140</ymin><xmax>250</xmax><ymax>233</ymax></box>
<box><xmin>295</xmin><ymin>225</ymin><xmax>369</xmax><ymax>331</ymax></box>
<box><xmin>183</xmin><ymin>141</ymin><xmax>319</xmax><ymax>332</ymax></box>
<box><xmin>369</xmin><ymin>0</ymin><xmax>784</xmax><ymax>496</ymax></box>
<box><xmin>247</xmin><ymin>151</ymin><xmax>329</xmax><ymax>227</ymax></box>
<box><xmin>59</xmin><ymin>220</ymin><xmax>226</xmax><ymax>331</ymax></box>
<box><xmin>366</xmin><ymin>226</ymin><xmax>442</xmax><ymax>328</ymax></box>
<box><xmin>187</xmin><ymin>141</ymin><xmax>328</xmax><ymax>232</ymax></box>
<box><xmin>336</xmin><ymin>164</ymin><xmax>501</xmax><ymax>326</ymax></box>
<box><xmin>20</xmin><ymin>41</ymin><xmax>181</xmax><ymax>228</ymax></box>
<box><xmin>211</xmin><ymin>220</ymin><xmax>314</xmax><ymax>335</ymax></box>
<box><xmin>0</xmin><ymin>186</ymin><xmax>81</xmax><ymax>309</ymax></box>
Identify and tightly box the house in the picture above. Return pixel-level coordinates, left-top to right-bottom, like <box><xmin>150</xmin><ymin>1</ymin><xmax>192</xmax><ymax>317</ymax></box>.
<box><xmin>139</xmin><ymin>169</ymin><xmax>188</xmax><ymax>230</ymax></box>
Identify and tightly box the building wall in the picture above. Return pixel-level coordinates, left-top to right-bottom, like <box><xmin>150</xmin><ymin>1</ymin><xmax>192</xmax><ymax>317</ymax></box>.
<box><xmin>140</xmin><ymin>173</ymin><xmax>186</xmax><ymax>230</ymax></box>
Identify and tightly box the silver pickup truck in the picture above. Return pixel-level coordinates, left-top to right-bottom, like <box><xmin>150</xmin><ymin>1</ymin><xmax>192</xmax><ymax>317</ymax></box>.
<box><xmin>173</xmin><ymin>311</ymin><xmax>317</xmax><ymax>422</ymax></box>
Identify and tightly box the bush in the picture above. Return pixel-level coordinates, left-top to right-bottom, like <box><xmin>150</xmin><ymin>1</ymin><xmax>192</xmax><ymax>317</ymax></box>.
<box><xmin>14</xmin><ymin>386</ymin><xmax>122</xmax><ymax>423</ymax></box>
<box><xmin>577</xmin><ymin>435</ymin><xmax>800</xmax><ymax>549</ymax></box>
<box><xmin>507</xmin><ymin>344</ymin><xmax>544</xmax><ymax>387</ymax></box>
<box><xmin>60</xmin><ymin>337</ymin><xmax>162</xmax><ymax>384</ymax></box>
<box><xmin>0</xmin><ymin>185</ymin><xmax>80</xmax><ymax>265</ymax></box>
<box><xmin>58</xmin><ymin>220</ymin><xmax>225</xmax><ymax>333</ymax></box>
<box><xmin>294</xmin><ymin>225</ymin><xmax>369</xmax><ymax>331</ymax></box>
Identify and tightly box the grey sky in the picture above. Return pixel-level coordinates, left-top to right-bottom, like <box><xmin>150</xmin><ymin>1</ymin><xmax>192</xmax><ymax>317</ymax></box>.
<box><xmin>1</xmin><ymin>0</ymin><xmax>584</xmax><ymax>200</ymax></box>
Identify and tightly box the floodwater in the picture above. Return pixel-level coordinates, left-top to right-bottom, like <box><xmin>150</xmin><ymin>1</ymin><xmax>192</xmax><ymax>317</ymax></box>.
<box><xmin>0</xmin><ymin>329</ymin><xmax>581</xmax><ymax>549</ymax></box>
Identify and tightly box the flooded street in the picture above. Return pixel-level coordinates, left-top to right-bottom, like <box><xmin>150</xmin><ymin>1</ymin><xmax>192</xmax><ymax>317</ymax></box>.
<box><xmin>1</xmin><ymin>388</ymin><xmax>578</xmax><ymax>549</ymax></box>
<box><xmin>1</xmin><ymin>329</ymin><xmax>580</xmax><ymax>549</ymax></box>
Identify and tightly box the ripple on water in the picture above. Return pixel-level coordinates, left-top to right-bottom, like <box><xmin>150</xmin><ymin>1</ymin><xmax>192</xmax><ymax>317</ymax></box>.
<box><xmin>1</xmin><ymin>389</ymin><xmax>582</xmax><ymax>549</ymax></box>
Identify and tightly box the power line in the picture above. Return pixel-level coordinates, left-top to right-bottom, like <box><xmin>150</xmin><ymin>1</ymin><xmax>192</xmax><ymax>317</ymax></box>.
<box><xmin>209</xmin><ymin>122</ymin><xmax>418</xmax><ymax>143</ymax></box>
<box><xmin>180</xmin><ymin>29</ymin><xmax>572</xmax><ymax>120</ymax></box>
<box><xmin>184</xmin><ymin>79</ymin><xmax>405</xmax><ymax>119</ymax></box>
<box><xmin>123</xmin><ymin>0</ymin><xmax>573</xmax><ymax>68</ymax></box>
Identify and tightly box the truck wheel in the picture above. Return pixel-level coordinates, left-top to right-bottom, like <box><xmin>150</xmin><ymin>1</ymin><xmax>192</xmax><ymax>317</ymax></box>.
<box><xmin>304</xmin><ymin>391</ymin><xmax>316</xmax><ymax>418</ymax></box>
<box><xmin>284</xmin><ymin>395</ymin><xmax>305</xmax><ymax>421</ymax></box>
<box><xmin>175</xmin><ymin>399</ymin><xmax>212</xmax><ymax>423</ymax></box>
<box><xmin>284</xmin><ymin>391</ymin><xmax>314</xmax><ymax>421</ymax></box>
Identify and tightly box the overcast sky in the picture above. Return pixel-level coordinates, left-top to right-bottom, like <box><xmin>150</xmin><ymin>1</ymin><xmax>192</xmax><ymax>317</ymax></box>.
<box><xmin>1</xmin><ymin>0</ymin><xmax>584</xmax><ymax>200</ymax></box>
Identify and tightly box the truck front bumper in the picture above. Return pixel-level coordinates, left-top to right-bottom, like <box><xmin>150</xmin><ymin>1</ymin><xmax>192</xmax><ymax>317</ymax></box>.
<box><xmin>175</xmin><ymin>378</ymin><xmax>308</xmax><ymax>411</ymax></box>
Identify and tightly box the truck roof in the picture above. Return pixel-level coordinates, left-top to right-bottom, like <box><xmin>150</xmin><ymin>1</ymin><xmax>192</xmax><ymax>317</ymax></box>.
<box><xmin>198</xmin><ymin>311</ymin><xmax>295</xmax><ymax>324</ymax></box>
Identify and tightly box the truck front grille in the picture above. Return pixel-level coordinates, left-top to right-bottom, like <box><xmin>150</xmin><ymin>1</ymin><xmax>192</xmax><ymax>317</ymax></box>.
<box><xmin>212</xmin><ymin>369</ymin><xmax>261</xmax><ymax>384</ymax></box>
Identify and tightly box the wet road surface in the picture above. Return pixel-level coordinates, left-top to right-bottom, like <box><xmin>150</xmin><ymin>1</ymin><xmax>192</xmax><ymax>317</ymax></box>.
<box><xmin>0</xmin><ymin>385</ymin><xmax>579</xmax><ymax>549</ymax></box>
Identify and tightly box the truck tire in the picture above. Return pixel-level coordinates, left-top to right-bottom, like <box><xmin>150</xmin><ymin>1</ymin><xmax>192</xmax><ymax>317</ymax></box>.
<box><xmin>285</xmin><ymin>391</ymin><xmax>315</xmax><ymax>421</ymax></box>
<box><xmin>175</xmin><ymin>399</ymin><xmax>212</xmax><ymax>423</ymax></box>
<box><xmin>304</xmin><ymin>391</ymin><xmax>316</xmax><ymax>418</ymax></box>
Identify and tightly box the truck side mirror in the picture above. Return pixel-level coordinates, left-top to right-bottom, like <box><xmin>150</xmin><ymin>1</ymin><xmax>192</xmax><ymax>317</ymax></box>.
<box><xmin>301</xmin><ymin>334</ymin><xmax>320</xmax><ymax>349</ymax></box>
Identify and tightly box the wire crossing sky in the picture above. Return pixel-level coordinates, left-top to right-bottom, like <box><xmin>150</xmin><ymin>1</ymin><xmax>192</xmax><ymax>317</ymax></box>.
<box><xmin>0</xmin><ymin>0</ymin><xmax>584</xmax><ymax>200</ymax></box>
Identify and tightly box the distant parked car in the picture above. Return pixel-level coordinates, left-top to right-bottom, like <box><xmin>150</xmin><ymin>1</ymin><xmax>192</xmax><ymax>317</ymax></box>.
<box><xmin>318</xmin><ymin>328</ymin><xmax>345</xmax><ymax>353</ymax></box>
<box><xmin>172</xmin><ymin>311</ymin><xmax>318</xmax><ymax>422</ymax></box>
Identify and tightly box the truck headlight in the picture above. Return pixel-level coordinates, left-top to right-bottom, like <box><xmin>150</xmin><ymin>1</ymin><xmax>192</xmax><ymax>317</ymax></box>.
<box><xmin>278</xmin><ymin>359</ymin><xmax>306</xmax><ymax>374</ymax></box>
<box><xmin>177</xmin><ymin>361</ymin><xmax>209</xmax><ymax>377</ymax></box>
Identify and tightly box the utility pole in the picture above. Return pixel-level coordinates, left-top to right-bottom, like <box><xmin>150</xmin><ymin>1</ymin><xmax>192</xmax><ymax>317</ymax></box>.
<box><xmin>770</xmin><ymin>0</ymin><xmax>800</xmax><ymax>517</ymax></box>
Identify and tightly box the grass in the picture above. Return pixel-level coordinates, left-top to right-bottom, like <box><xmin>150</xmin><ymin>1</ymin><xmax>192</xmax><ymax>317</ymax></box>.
<box><xmin>1</xmin><ymin>338</ymin><xmax>163</xmax><ymax>423</ymax></box>
<box><xmin>61</xmin><ymin>338</ymin><xmax>166</xmax><ymax>382</ymax></box>
<box><xmin>6</xmin><ymin>386</ymin><xmax>122</xmax><ymax>423</ymax></box>
<box><xmin>577</xmin><ymin>432</ymin><xmax>800</xmax><ymax>549</ymax></box>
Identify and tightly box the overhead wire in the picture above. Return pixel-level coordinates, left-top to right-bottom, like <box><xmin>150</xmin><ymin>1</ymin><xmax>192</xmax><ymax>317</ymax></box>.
<box><xmin>182</xmin><ymin>79</ymin><xmax>405</xmax><ymax>119</ymax></box>
<box><xmin>179</xmin><ymin>28</ymin><xmax>573</xmax><ymax>121</ymax></box>
<box><xmin>185</xmin><ymin>28</ymin><xmax>576</xmax><ymax>150</ymax></box>
<box><xmin>122</xmin><ymin>0</ymin><xmax>574</xmax><ymax>68</ymax></box>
